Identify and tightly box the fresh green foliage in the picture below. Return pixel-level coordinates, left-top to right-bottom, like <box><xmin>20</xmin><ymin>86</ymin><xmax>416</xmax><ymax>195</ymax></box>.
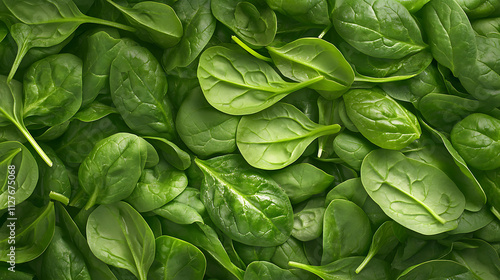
<box><xmin>195</xmin><ymin>154</ymin><xmax>294</xmax><ymax>246</ymax></box>
<box><xmin>87</xmin><ymin>201</ymin><xmax>155</xmax><ymax>280</ymax></box>
<box><xmin>109</xmin><ymin>44</ymin><xmax>176</xmax><ymax>140</ymax></box>
<box><xmin>198</xmin><ymin>46</ymin><xmax>324</xmax><ymax>115</ymax></box>
<box><xmin>343</xmin><ymin>88</ymin><xmax>421</xmax><ymax>150</ymax></box>
<box><xmin>361</xmin><ymin>150</ymin><xmax>466</xmax><ymax>235</ymax></box>
<box><xmin>237</xmin><ymin>102</ymin><xmax>341</xmax><ymax>169</ymax></box>
<box><xmin>2</xmin><ymin>0</ymin><xmax>500</xmax><ymax>278</ymax></box>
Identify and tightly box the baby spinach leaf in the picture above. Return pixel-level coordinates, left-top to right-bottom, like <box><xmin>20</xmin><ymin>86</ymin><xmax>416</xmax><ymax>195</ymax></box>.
<box><xmin>421</xmin><ymin>0</ymin><xmax>477</xmax><ymax>74</ymax></box>
<box><xmin>332</xmin><ymin>0</ymin><xmax>426</xmax><ymax>59</ymax></box>
<box><xmin>237</xmin><ymin>102</ymin><xmax>341</xmax><ymax>170</ymax></box>
<box><xmin>322</xmin><ymin>199</ymin><xmax>372</xmax><ymax>264</ymax></box>
<box><xmin>126</xmin><ymin>159</ymin><xmax>188</xmax><ymax>212</ymax></box>
<box><xmin>449</xmin><ymin>207</ymin><xmax>494</xmax><ymax>234</ymax></box>
<box><xmin>267</xmin><ymin>37</ymin><xmax>354</xmax><ymax>99</ymax></box>
<box><xmin>34</xmin><ymin>144</ymin><xmax>71</xmax><ymax>205</ymax></box>
<box><xmin>0</xmin><ymin>141</ymin><xmax>38</xmax><ymax>209</ymax></box>
<box><xmin>451</xmin><ymin>113</ymin><xmax>500</xmax><ymax>171</ymax></box>
<box><xmin>396</xmin><ymin>260</ymin><xmax>474</xmax><ymax>279</ymax></box>
<box><xmin>87</xmin><ymin>201</ymin><xmax>155</xmax><ymax>280</ymax></box>
<box><xmin>449</xmin><ymin>238</ymin><xmax>500</xmax><ymax>279</ymax></box>
<box><xmin>2</xmin><ymin>0</ymin><xmax>134</xmax><ymax>80</ymax></box>
<box><xmin>23</xmin><ymin>53</ymin><xmax>82</xmax><ymax>127</ymax></box>
<box><xmin>269</xmin><ymin>163</ymin><xmax>334</xmax><ymax>204</ymax></box>
<box><xmin>361</xmin><ymin>150</ymin><xmax>466</xmax><ymax>235</ymax></box>
<box><xmin>162</xmin><ymin>0</ymin><xmax>216</xmax><ymax>71</ymax></box>
<box><xmin>244</xmin><ymin>261</ymin><xmax>301</xmax><ymax>280</ymax></box>
<box><xmin>153</xmin><ymin>188</ymin><xmax>206</xmax><ymax>225</ymax></box>
<box><xmin>419</xmin><ymin>118</ymin><xmax>487</xmax><ymax>211</ymax></box>
<box><xmin>211</xmin><ymin>0</ymin><xmax>277</xmax><ymax>46</ymax></box>
<box><xmin>477</xmin><ymin>168</ymin><xmax>500</xmax><ymax>213</ymax></box>
<box><xmin>78</xmin><ymin>132</ymin><xmax>159</xmax><ymax>209</ymax></box>
<box><xmin>292</xmin><ymin>197</ymin><xmax>326</xmax><ymax>242</ymax></box>
<box><xmin>149</xmin><ymin>235</ymin><xmax>206</xmax><ymax>280</ymax></box>
<box><xmin>56</xmin><ymin>203</ymin><xmax>118</xmax><ymax>280</ymax></box>
<box><xmin>176</xmin><ymin>88</ymin><xmax>240</xmax><ymax>158</ymax></box>
<box><xmin>0</xmin><ymin>201</ymin><xmax>55</xmax><ymax>263</ymax></box>
<box><xmin>161</xmin><ymin>220</ymin><xmax>245</xmax><ymax>280</ymax></box>
<box><xmin>106</xmin><ymin>0</ymin><xmax>183</xmax><ymax>48</ymax></box>
<box><xmin>270</xmin><ymin>236</ymin><xmax>315</xmax><ymax>279</ymax></box>
<box><xmin>198</xmin><ymin>46</ymin><xmax>324</xmax><ymax>115</ymax></box>
<box><xmin>265</xmin><ymin>0</ymin><xmax>330</xmax><ymax>25</ymax></box>
<box><xmin>195</xmin><ymin>154</ymin><xmax>294</xmax><ymax>246</ymax></box>
<box><xmin>73</xmin><ymin>101</ymin><xmax>118</xmax><ymax>123</ymax></box>
<box><xmin>143</xmin><ymin>136</ymin><xmax>192</xmax><ymax>170</ymax></box>
<box><xmin>233</xmin><ymin>242</ymin><xmax>276</xmax><ymax>267</ymax></box>
<box><xmin>40</xmin><ymin>226</ymin><xmax>92</xmax><ymax>280</ymax></box>
<box><xmin>0</xmin><ymin>75</ymin><xmax>52</xmax><ymax>166</ymax></box>
<box><xmin>394</xmin><ymin>0</ymin><xmax>430</xmax><ymax>12</ymax></box>
<box><xmin>456</xmin><ymin>0</ymin><xmax>500</xmax><ymax>19</ymax></box>
<box><xmin>472</xmin><ymin>17</ymin><xmax>500</xmax><ymax>39</ymax></box>
<box><xmin>343</xmin><ymin>88</ymin><xmax>421</xmax><ymax>150</ymax></box>
<box><xmin>333</xmin><ymin>131</ymin><xmax>376</xmax><ymax>171</ymax></box>
<box><xmin>110</xmin><ymin>44</ymin><xmax>176</xmax><ymax>140</ymax></box>
<box><xmin>54</xmin><ymin>115</ymin><xmax>127</xmax><ymax>168</ymax></box>
<box><xmin>289</xmin><ymin>256</ymin><xmax>391</xmax><ymax>280</ymax></box>
<box><xmin>356</xmin><ymin>221</ymin><xmax>399</xmax><ymax>273</ymax></box>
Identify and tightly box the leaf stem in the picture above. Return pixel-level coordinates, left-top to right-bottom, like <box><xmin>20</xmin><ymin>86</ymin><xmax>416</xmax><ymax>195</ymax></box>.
<box><xmin>49</xmin><ymin>191</ymin><xmax>70</xmax><ymax>206</ymax></box>
<box><xmin>8</xmin><ymin>40</ymin><xmax>30</xmax><ymax>82</ymax></box>
<box><xmin>231</xmin><ymin>35</ymin><xmax>273</xmax><ymax>62</ymax></box>
<box><xmin>355</xmin><ymin>252</ymin><xmax>374</xmax><ymax>274</ymax></box>
<box><xmin>13</xmin><ymin>122</ymin><xmax>53</xmax><ymax>167</ymax></box>
<box><xmin>318</xmin><ymin>24</ymin><xmax>332</xmax><ymax>39</ymax></box>
<box><xmin>81</xmin><ymin>16</ymin><xmax>136</xmax><ymax>33</ymax></box>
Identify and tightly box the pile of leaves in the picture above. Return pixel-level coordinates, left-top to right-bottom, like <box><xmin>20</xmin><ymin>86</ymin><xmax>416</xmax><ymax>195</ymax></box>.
<box><xmin>1</xmin><ymin>0</ymin><xmax>500</xmax><ymax>279</ymax></box>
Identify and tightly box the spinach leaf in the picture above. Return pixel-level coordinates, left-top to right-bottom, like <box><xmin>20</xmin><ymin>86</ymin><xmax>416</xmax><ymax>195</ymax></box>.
<box><xmin>333</xmin><ymin>131</ymin><xmax>376</xmax><ymax>171</ymax></box>
<box><xmin>269</xmin><ymin>163</ymin><xmax>334</xmax><ymax>204</ymax></box>
<box><xmin>361</xmin><ymin>150</ymin><xmax>466</xmax><ymax>235</ymax></box>
<box><xmin>110</xmin><ymin>44</ymin><xmax>176</xmax><ymax>140</ymax></box>
<box><xmin>456</xmin><ymin>0</ymin><xmax>500</xmax><ymax>18</ymax></box>
<box><xmin>72</xmin><ymin>101</ymin><xmax>118</xmax><ymax>123</ymax></box>
<box><xmin>23</xmin><ymin>53</ymin><xmax>82</xmax><ymax>127</ymax></box>
<box><xmin>396</xmin><ymin>260</ymin><xmax>474</xmax><ymax>279</ymax></box>
<box><xmin>289</xmin><ymin>256</ymin><xmax>391</xmax><ymax>280</ymax></box>
<box><xmin>162</xmin><ymin>0</ymin><xmax>216</xmax><ymax>71</ymax></box>
<box><xmin>87</xmin><ymin>201</ymin><xmax>156</xmax><ymax>280</ymax></box>
<box><xmin>211</xmin><ymin>0</ymin><xmax>277</xmax><ymax>46</ymax></box>
<box><xmin>419</xmin><ymin>118</ymin><xmax>487</xmax><ymax>211</ymax></box>
<box><xmin>161</xmin><ymin>220</ymin><xmax>245</xmax><ymax>280</ymax></box>
<box><xmin>477</xmin><ymin>168</ymin><xmax>500</xmax><ymax>213</ymax></box>
<box><xmin>176</xmin><ymin>88</ymin><xmax>240</xmax><ymax>157</ymax></box>
<box><xmin>267</xmin><ymin>37</ymin><xmax>354</xmax><ymax>99</ymax></box>
<box><xmin>332</xmin><ymin>0</ymin><xmax>426</xmax><ymax>59</ymax></box>
<box><xmin>472</xmin><ymin>17</ymin><xmax>500</xmax><ymax>39</ymax></box>
<box><xmin>451</xmin><ymin>113</ymin><xmax>500</xmax><ymax>171</ymax></box>
<box><xmin>0</xmin><ymin>75</ymin><xmax>52</xmax><ymax>166</ymax></box>
<box><xmin>265</xmin><ymin>0</ymin><xmax>330</xmax><ymax>25</ymax></box>
<box><xmin>149</xmin><ymin>235</ymin><xmax>206</xmax><ymax>280</ymax></box>
<box><xmin>343</xmin><ymin>88</ymin><xmax>421</xmax><ymax>150</ymax></box>
<box><xmin>34</xmin><ymin>144</ymin><xmax>71</xmax><ymax>205</ymax></box>
<box><xmin>126</xmin><ymin>159</ymin><xmax>188</xmax><ymax>212</ymax></box>
<box><xmin>356</xmin><ymin>221</ymin><xmax>399</xmax><ymax>273</ymax></box>
<box><xmin>233</xmin><ymin>242</ymin><xmax>277</xmax><ymax>267</ymax></box>
<box><xmin>237</xmin><ymin>103</ymin><xmax>341</xmax><ymax>170</ymax></box>
<box><xmin>449</xmin><ymin>207</ymin><xmax>494</xmax><ymax>234</ymax></box>
<box><xmin>106</xmin><ymin>0</ymin><xmax>183</xmax><ymax>48</ymax></box>
<box><xmin>322</xmin><ymin>199</ymin><xmax>372</xmax><ymax>264</ymax></box>
<box><xmin>270</xmin><ymin>236</ymin><xmax>316</xmax><ymax>279</ymax></box>
<box><xmin>197</xmin><ymin>46</ymin><xmax>324</xmax><ymax>115</ymax></box>
<box><xmin>195</xmin><ymin>154</ymin><xmax>294</xmax><ymax>246</ymax></box>
<box><xmin>40</xmin><ymin>226</ymin><xmax>92</xmax><ymax>279</ymax></box>
<box><xmin>2</xmin><ymin>0</ymin><xmax>134</xmax><ymax>80</ymax></box>
<box><xmin>56</xmin><ymin>203</ymin><xmax>118</xmax><ymax>279</ymax></box>
<box><xmin>143</xmin><ymin>136</ymin><xmax>192</xmax><ymax>170</ymax></box>
<box><xmin>153</xmin><ymin>187</ymin><xmax>206</xmax><ymax>225</ymax></box>
<box><xmin>0</xmin><ymin>201</ymin><xmax>55</xmax><ymax>263</ymax></box>
<box><xmin>292</xmin><ymin>197</ymin><xmax>326</xmax><ymax>242</ymax></box>
<box><xmin>0</xmin><ymin>141</ymin><xmax>38</xmax><ymax>209</ymax></box>
<box><xmin>449</xmin><ymin>238</ymin><xmax>500</xmax><ymax>279</ymax></box>
<box><xmin>78</xmin><ymin>132</ymin><xmax>159</xmax><ymax>209</ymax></box>
<box><xmin>244</xmin><ymin>261</ymin><xmax>302</xmax><ymax>280</ymax></box>
<box><xmin>54</xmin><ymin>115</ymin><xmax>127</xmax><ymax>168</ymax></box>
<box><xmin>421</xmin><ymin>0</ymin><xmax>477</xmax><ymax>74</ymax></box>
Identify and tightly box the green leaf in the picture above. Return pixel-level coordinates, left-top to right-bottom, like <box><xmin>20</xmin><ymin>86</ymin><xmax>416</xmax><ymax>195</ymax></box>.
<box><xmin>356</xmin><ymin>221</ymin><xmax>399</xmax><ymax>273</ymax></box>
<box><xmin>397</xmin><ymin>260</ymin><xmax>474</xmax><ymax>279</ymax></box>
<box><xmin>149</xmin><ymin>235</ymin><xmax>206</xmax><ymax>280</ymax></box>
<box><xmin>361</xmin><ymin>150</ymin><xmax>466</xmax><ymax>235</ymax></box>
<box><xmin>86</xmin><ymin>201</ymin><xmax>156</xmax><ymax>280</ymax></box>
<box><xmin>237</xmin><ymin>103</ymin><xmax>341</xmax><ymax>170</ymax></box>
<box><xmin>244</xmin><ymin>261</ymin><xmax>302</xmax><ymax>280</ymax></box>
<box><xmin>0</xmin><ymin>141</ymin><xmax>38</xmax><ymax>209</ymax></box>
<box><xmin>195</xmin><ymin>154</ymin><xmax>294</xmax><ymax>246</ymax></box>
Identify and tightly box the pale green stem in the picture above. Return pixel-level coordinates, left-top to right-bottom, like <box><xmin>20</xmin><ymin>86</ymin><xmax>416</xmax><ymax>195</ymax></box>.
<box><xmin>231</xmin><ymin>35</ymin><xmax>273</xmax><ymax>62</ymax></box>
